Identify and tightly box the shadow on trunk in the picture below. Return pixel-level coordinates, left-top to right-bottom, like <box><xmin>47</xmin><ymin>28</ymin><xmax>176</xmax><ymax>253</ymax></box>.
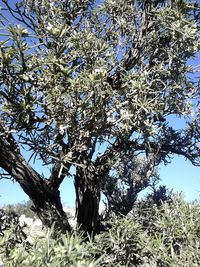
<box><xmin>75</xmin><ymin>174</ymin><xmax>100</xmax><ymax>237</ymax></box>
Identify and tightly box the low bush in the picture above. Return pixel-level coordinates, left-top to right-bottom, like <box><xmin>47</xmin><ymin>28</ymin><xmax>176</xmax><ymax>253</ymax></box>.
<box><xmin>0</xmin><ymin>208</ymin><xmax>29</xmax><ymax>264</ymax></box>
<box><xmin>1</xmin><ymin>228</ymin><xmax>102</xmax><ymax>267</ymax></box>
<box><xmin>0</xmin><ymin>195</ymin><xmax>199</xmax><ymax>267</ymax></box>
<box><xmin>90</xmin><ymin>194</ymin><xmax>200</xmax><ymax>266</ymax></box>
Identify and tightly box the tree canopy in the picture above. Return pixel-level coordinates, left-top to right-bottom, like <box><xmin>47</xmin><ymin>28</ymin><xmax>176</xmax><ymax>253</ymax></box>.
<box><xmin>0</xmin><ymin>0</ymin><xmax>199</xmax><ymax>235</ymax></box>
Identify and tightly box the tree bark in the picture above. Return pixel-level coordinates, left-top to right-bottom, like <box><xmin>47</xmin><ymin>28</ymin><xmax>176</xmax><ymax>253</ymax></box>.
<box><xmin>0</xmin><ymin>135</ymin><xmax>71</xmax><ymax>233</ymax></box>
<box><xmin>74</xmin><ymin>167</ymin><xmax>100</xmax><ymax>236</ymax></box>
<box><xmin>30</xmin><ymin>187</ymin><xmax>71</xmax><ymax>234</ymax></box>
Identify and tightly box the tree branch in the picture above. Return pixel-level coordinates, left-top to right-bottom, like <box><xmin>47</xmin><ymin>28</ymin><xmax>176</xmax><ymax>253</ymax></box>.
<box><xmin>96</xmin><ymin>128</ymin><xmax>200</xmax><ymax>169</ymax></box>
<box><xmin>0</xmin><ymin>126</ymin><xmax>46</xmax><ymax>198</ymax></box>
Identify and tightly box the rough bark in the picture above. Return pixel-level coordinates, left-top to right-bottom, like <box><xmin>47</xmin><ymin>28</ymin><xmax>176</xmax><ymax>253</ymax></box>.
<box><xmin>74</xmin><ymin>168</ymin><xmax>100</xmax><ymax>236</ymax></box>
<box><xmin>30</xmin><ymin>188</ymin><xmax>71</xmax><ymax>234</ymax></box>
<box><xmin>0</xmin><ymin>134</ymin><xmax>71</xmax><ymax>233</ymax></box>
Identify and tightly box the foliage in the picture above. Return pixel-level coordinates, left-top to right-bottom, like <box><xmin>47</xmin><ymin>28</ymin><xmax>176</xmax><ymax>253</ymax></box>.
<box><xmin>144</xmin><ymin>185</ymin><xmax>173</xmax><ymax>206</ymax></box>
<box><xmin>0</xmin><ymin>195</ymin><xmax>200</xmax><ymax>266</ymax></box>
<box><xmin>1</xmin><ymin>226</ymin><xmax>102</xmax><ymax>267</ymax></box>
<box><xmin>90</xmin><ymin>195</ymin><xmax>200</xmax><ymax>266</ymax></box>
<box><xmin>0</xmin><ymin>208</ymin><xmax>28</xmax><ymax>259</ymax></box>
<box><xmin>0</xmin><ymin>0</ymin><xmax>199</xmax><ymax>234</ymax></box>
<box><xmin>103</xmin><ymin>156</ymin><xmax>160</xmax><ymax>216</ymax></box>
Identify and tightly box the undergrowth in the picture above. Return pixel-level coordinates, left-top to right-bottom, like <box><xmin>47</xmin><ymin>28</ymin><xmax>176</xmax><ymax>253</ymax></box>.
<box><xmin>0</xmin><ymin>194</ymin><xmax>199</xmax><ymax>267</ymax></box>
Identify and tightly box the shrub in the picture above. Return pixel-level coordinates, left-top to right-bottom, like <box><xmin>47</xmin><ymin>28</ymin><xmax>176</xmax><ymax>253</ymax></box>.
<box><xmin>0</xmin><ymin>208</ymin><xmax>29</xmax><ymax>264</ymax></box>
<box><xmin>0</xmin><ymin>195</ymin><xmax>199</xmax><ymax>267</ymax></box>
<box><xmin>1</xmin><ymin>225</ymin><xmax>102</xmax><ymax>267</ymax></box>
<box><xmin>89</xmin><ymin>194</ymin><xmax>200</xmax><ymax>266</ymax></box>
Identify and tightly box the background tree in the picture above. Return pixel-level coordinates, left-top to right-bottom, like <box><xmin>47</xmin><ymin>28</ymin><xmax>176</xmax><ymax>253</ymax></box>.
<box><xmin>0</xmin><ymin>0</ymin><xmax>199</xmax><ymax>235</ymax></box>
<box><xmin>103</xmin><ymin>154</ymin><xmax>160</xmax><ymax>216</ymax></box>
<box><xmin>2</xmin><ymin>200</ymin><xmax>35</xmax><ymax>218</ymax></box>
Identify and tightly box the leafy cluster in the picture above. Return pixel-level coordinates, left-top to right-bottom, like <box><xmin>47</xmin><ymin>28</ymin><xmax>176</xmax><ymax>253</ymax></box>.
<box><xmin>0</xmin><ymin>0</ymin><xmax>199</xmax><ymax>175</ymax></box>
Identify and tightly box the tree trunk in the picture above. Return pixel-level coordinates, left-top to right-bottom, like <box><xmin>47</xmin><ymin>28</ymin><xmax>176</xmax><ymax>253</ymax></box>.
<box><xmin>74</xmin><ymin>169</ymin><xmax>100</xmax><ymax>236</ymax></box>
<box><xmin>0</xmin><ymin>136</ymin><xmax>71</xmax><ymax>233</ymax></box>
<box><xmin>30</xmin><ymin>186</ymin><xmax>71</xmax><ymax>234</ymax></box>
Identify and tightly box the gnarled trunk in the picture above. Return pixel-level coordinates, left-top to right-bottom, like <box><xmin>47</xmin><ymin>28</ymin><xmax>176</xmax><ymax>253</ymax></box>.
<box><xmin>75</xmin><ymin>170</ymin><xmax>100</xmax><ymax>236</ymax></box>
<box><xmin>0</xmin><ymin>137</ymin><xmax>71</xmax><ymax>233</ymax></box>
<box><xmin>30</xmin><ymin>187</ymin><xmax>71</xmax><ymax>233</ymax></box>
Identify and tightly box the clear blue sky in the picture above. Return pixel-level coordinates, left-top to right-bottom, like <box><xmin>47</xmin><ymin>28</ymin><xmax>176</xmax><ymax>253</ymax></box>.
<box><xmin>0</xmin><ymin>0</ymin><xmax>199</xmax><ymax>207</ymax></box>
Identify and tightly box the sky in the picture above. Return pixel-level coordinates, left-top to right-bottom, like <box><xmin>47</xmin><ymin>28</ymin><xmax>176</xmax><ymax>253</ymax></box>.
<box><xmin>0</xmin><ymin>0</ymin><xmax>199</xmax><ymax>207</ymax></box>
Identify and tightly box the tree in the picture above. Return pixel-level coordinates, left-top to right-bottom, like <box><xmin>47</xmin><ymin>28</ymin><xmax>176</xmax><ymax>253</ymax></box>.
<box><xmin>103</xmin><ymin>154</ymin><xmax>160</xmax><ymax>217</ymax></box>
<box><xmin>0</xmin><ymin>0</ymin><xmax>199</xmax><ymax>236</ymax></box>
<box><xmin>3</xmin><ymin>200</ymin><xmax>35</xmax><ymax>218</ymax></box>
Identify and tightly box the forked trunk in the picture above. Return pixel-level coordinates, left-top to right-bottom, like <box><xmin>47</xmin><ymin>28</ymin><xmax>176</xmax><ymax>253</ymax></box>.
<box><xmin>0</xmin><ymin>140</ymin><xmax>71</xmax><ymax>234</ymax></box>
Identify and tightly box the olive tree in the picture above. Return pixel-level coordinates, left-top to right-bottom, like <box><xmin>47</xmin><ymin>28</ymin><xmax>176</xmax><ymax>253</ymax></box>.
<box><xmin>0</xmin><ymin>0</ymin><xmax>199</xmax><ymax>235</ymax></box>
